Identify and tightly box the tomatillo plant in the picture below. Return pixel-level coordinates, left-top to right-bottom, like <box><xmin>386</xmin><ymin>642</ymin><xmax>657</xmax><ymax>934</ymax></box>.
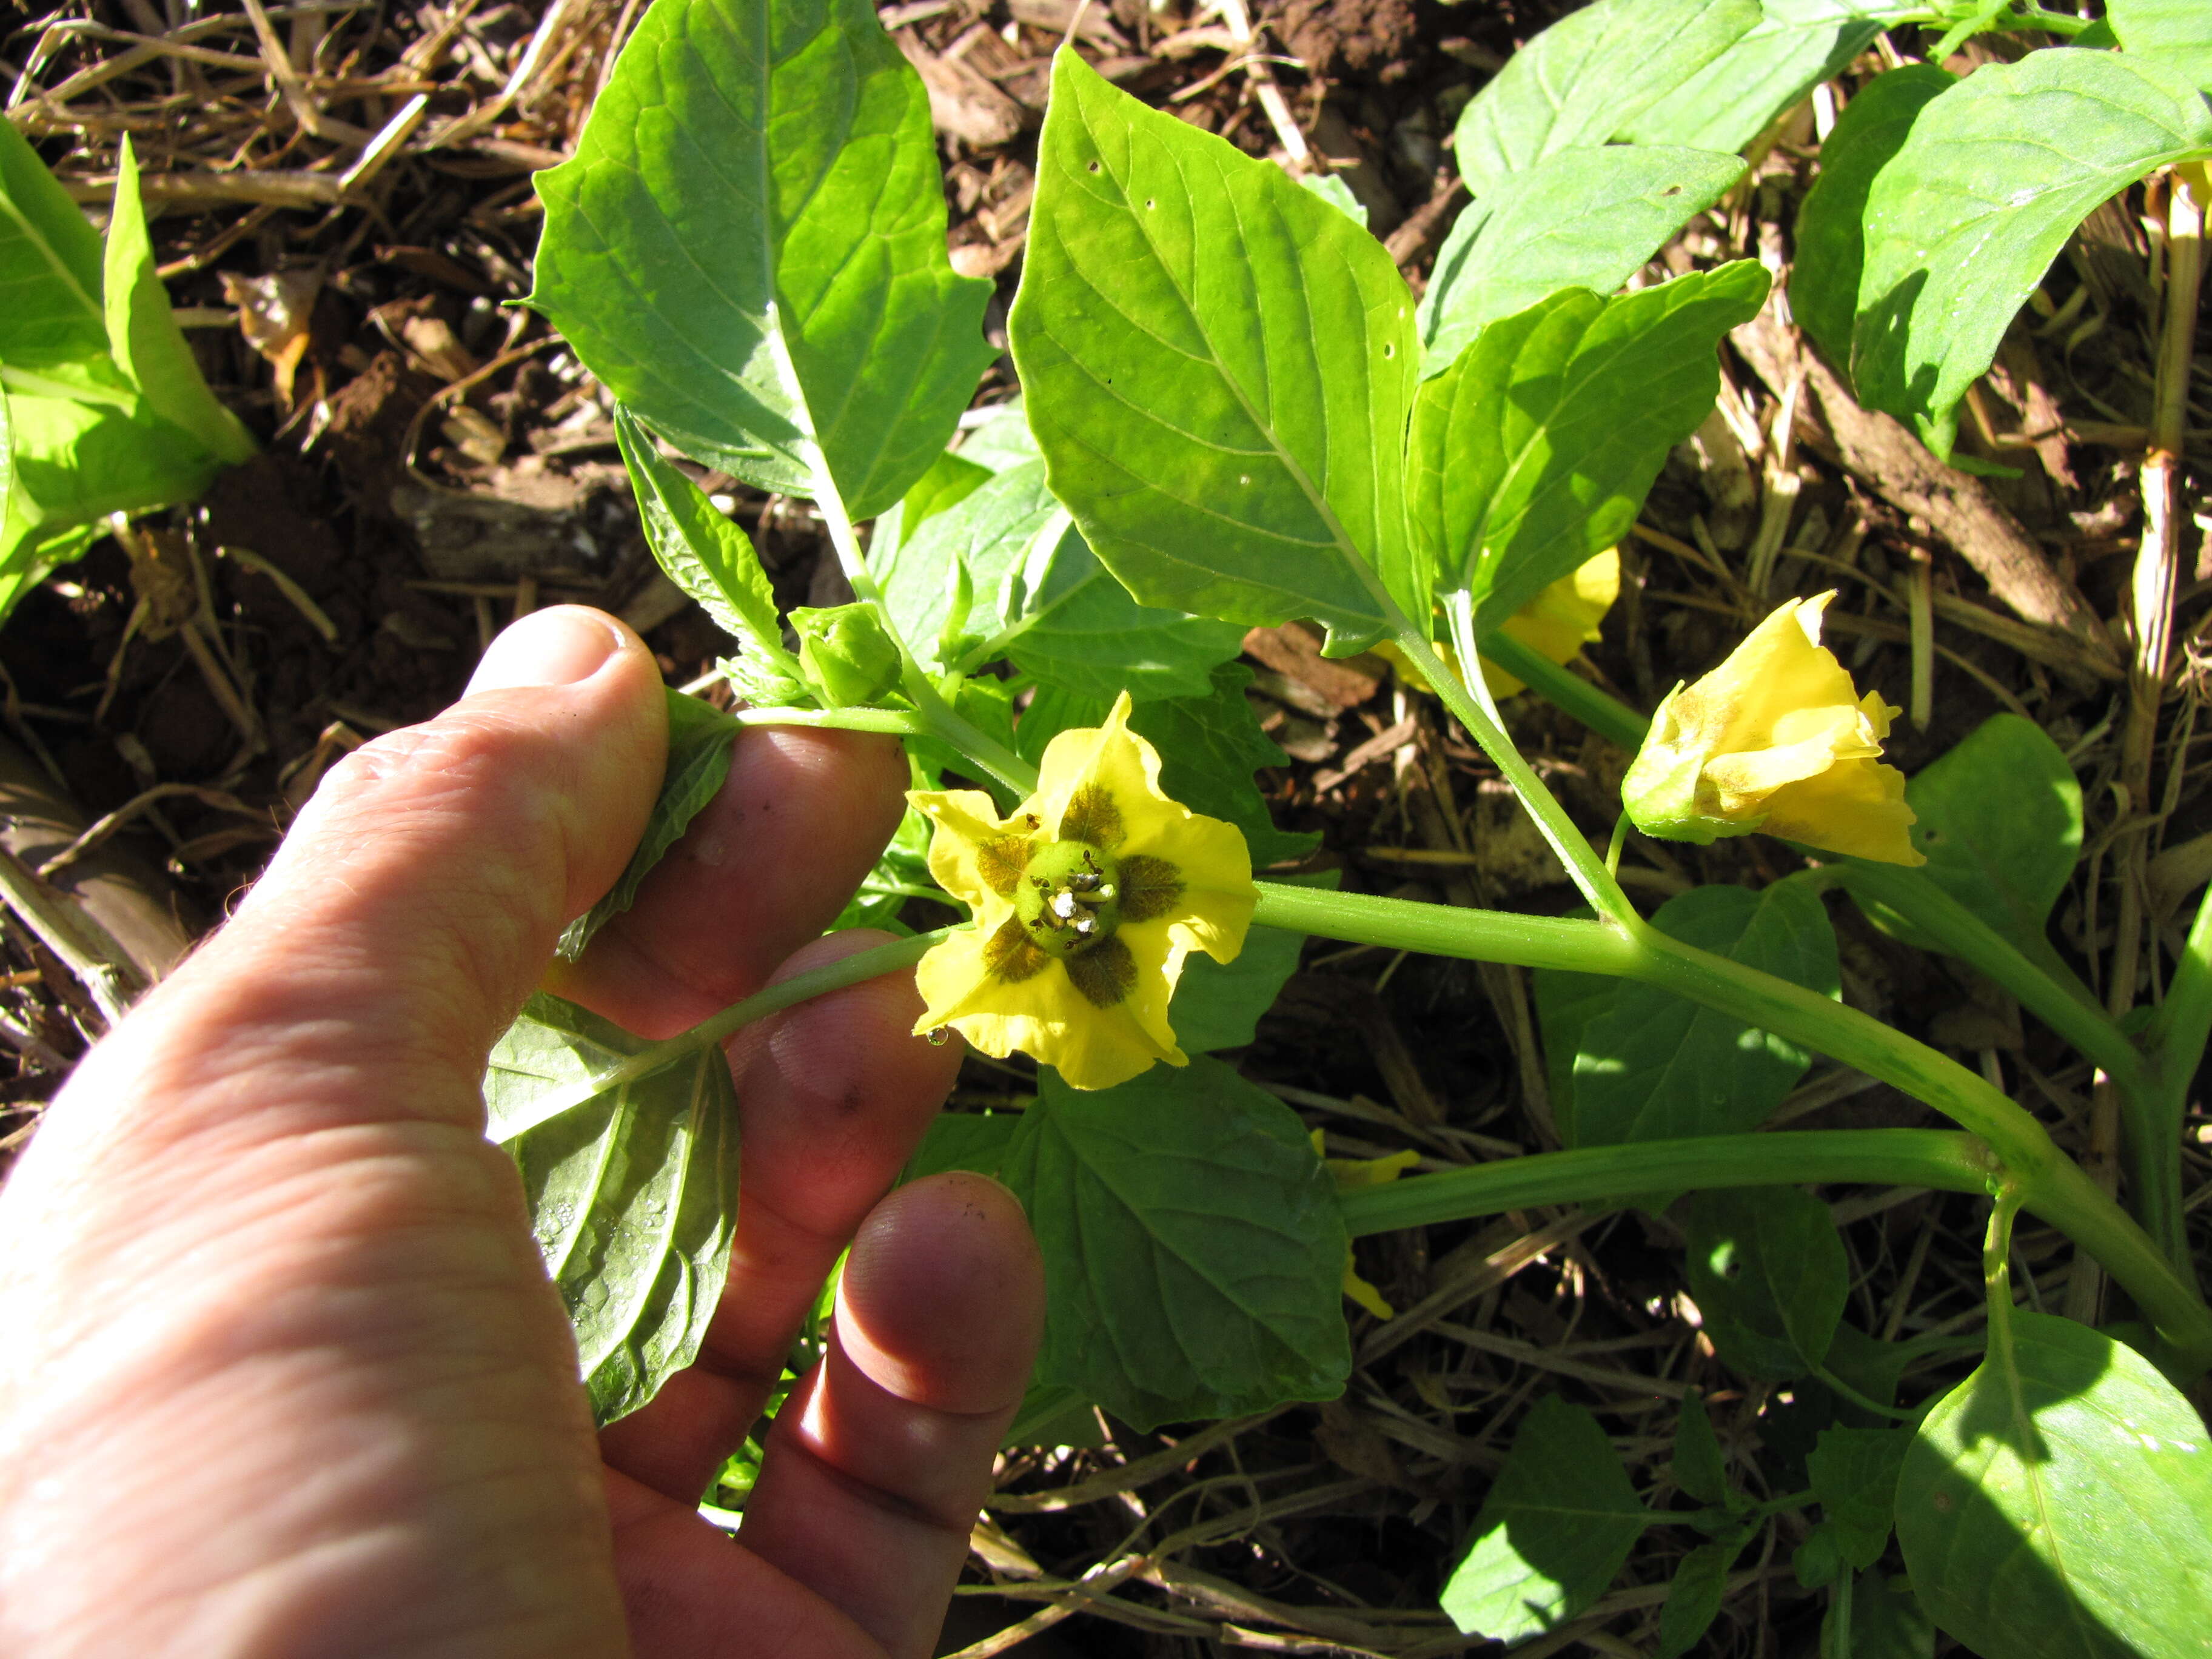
<box><xmin>501</xmin><ymin>1</ymin><xmax>2212</xmax><ymax>1654</ymax></box>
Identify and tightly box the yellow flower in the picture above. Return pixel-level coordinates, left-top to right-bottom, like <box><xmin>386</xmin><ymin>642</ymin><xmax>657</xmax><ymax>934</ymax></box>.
<box><xmin>1379</xmin><ymin>549</ymin><xmax>1620</xmax><ymax>698</ymax></box>
<box><xmin>1313</xmin><ymin>1130</ymin><xmax>1418</xmax><ymax>1319</ymax></box>
<box><xmin>910</xmin><ymin>692</ymin><xmax>1257</xmax><ymax>1090</ymax></box>
<box><xmin>1621</xmin><ymin>592</ymin><xmax>1923</xmax><ymax>866</ymax></box>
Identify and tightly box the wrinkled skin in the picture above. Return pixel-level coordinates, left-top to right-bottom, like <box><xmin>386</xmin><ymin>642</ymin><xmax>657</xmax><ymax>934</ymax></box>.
<box><xmin>0</xmin><ymin>606</ymin><xmax>1044</xmax><ymax>1659</ymax></box>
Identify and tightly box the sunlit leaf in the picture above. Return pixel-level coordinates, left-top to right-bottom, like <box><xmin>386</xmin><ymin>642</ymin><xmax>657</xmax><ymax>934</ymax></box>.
<box><xmin>1419</xmin><ymin>146</ymin><xmax>1746</xmax><ymax>375</ymax></box>
<box><xmin>1410</xmin><ymin>263</ymin><xmax>1769</xmax><ymax>633</ymax></box>
<box><xmin>1451</xmin><ymin>0</ymin><xmax>1759</xmax><ymax>198</ymax></box>
<box><xmin>1852</xmin><ymin>49</ymin><xmax>2212</xmax><ymax>457</ymax></box>
<box><xmin>1792</xmin><ymin>65</ymin><xmax>1955</xmax><ymax>368</ymax></box>
<box><xmin>1010</xmin><ymin>49</ymin><xmax>1420</xmax><ymax>653</ymax></box>
<box><xmin>532</xmin><ymin>0</ymin><xmax>993</xmax><ymax>520</ymax></box>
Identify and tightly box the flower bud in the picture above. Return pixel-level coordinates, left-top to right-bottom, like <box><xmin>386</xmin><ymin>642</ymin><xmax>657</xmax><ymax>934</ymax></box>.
<box><xmin>791</xmin><ymin>603</ymin><xmax>902</xmax><ymax>707</ymax></box>
<box><xmin>1621</xmin><ymin>592</ymin><xmax>1922</xmax><ymax>866</ymax></box>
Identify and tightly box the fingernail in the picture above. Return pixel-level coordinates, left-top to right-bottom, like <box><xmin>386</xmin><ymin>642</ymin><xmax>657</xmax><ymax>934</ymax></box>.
<box><xmin>468</xmin><ymin>606</ymin><xmax>623</xmax><ymax>693</ymax></box>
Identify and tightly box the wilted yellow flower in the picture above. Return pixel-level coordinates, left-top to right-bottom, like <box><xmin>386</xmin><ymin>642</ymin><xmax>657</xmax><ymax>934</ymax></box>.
<box><xmin>1381</xmin><ymin>549</ymin><xmax>1620</xmax><ymax>698</ymax></box>
<box><xmin>1621</xmin><ymin>592</ymin><xmax>1922</xmax><ymax>866</ymax></box>
<box><xmin>910</xmin><ymin>693</ymin><xmax>1257</xmax><ymax>1090</ymax></box>
<box><xmin>1313</xmin><ymin>1130</ymin><xmax>1418</xmax><ymax>1319</ymax></box>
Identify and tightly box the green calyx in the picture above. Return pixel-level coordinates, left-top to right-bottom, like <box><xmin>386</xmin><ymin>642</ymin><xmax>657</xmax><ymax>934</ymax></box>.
<box><xmin>1015</xmin><ymin>839</ymin><xmax>1125</xmax><ymax>960</ymax></box>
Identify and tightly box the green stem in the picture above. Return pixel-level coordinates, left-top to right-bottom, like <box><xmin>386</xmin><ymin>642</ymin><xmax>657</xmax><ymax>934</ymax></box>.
<box><xmin>1395</xmin><ymin>594</ymin><xmax>1632</xmax><ymax>924</ymax></box>
<box><xmin>731</xmin><ymin>706</ymin><xmax>928</xmax><ymax>736</ymax></box>
<box><xmin>1476</xmin><ymin>631</ymin><xmax>1649</xmax><ymax>752</ymax></box>
<box><xmin>1252</xmin><ymin>882</ymin><xmax>1643</xmax><ymax>977</ymax></box>
<box><xmin>1336</xmin><ymin>1130</ymin><xmax>1996</xmax><ymax>1234</ymax></box>
<box><xmin>1260</xmin><ymin>879</ymin><xmax>2212</xmax><ymax>1364</ymax></box>
<box><xmin>617</xmin><ymin>928</ymin><xmax>950</xmax><ymax>1082</ymax></box>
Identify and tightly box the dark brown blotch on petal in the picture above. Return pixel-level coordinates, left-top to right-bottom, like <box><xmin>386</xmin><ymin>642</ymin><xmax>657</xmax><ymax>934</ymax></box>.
<box><xmin>977</xmin><ymin>835</ymin><xmax>1033</xmax><ymax>897</ymax></box>
<box><xmin>983</xmin><ymin>915</ymin><xmax>1051</xmax><ymax>982</ymax></box>
<box><xmin>1059</xmin><ymin>784</ymin><xmax>1125</xmax><ymax>850</ymax></box>
<box><xmin>1064</xmin><ymin>935</ymin><xmax>1137</xmax><ymax>1008</ymax></box>
<box><xmin>1118</xmin><ymin>854</ymin><xmax>1184</xmax><ymax>923</ymax></box>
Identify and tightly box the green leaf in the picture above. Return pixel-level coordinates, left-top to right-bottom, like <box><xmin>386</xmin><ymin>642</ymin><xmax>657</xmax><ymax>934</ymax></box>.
<box><xmin>1451</xmin><ymin>0</ymin><xmax>1759</xmax><ymax>198</ymax></box>
<box><xmin>531</xmin><ymin>0</ymin><xmax>993</xmax><ymax>521</ymax></box>
<box><xmin>1852</xmin><ymin>49</ymin><xmax>2212</xmax><ymax>457</ymax></box>
<box><xmin>1793</xmin><ymin>65</ymin><xmax>1956</xmax><ymax>368</ymax></box>
<box><xmin>614</xmin><ymin>406</ymin><xmax>808</xmax><ymax>703</ymax></box>
<box><xmin>1674</xmin><ymin>1387</ymin><xmax>1734</xmax><ymax>1506</ymax></box>
<box><xmin>1571</xmin><ymin>881</ymin><xmax>1837</xmax><ymax>1147</ymax></box>
<box><xmin>1006</xmin><ymin>566</ymin><xmax>1249</xmax><ymax>702</ymax></box>
<box><xmin>2111</xmin><ymin>0</ymin><xmax>2212</xmax><ymax>88</ymax></box>
<box><xmin>559</xmin><ymin>689</ymin><xmax>740</xmax><ymax>960</ymax></box>
<box><xmin>953</xmin><ymin>399</ymin><xmax>1042</xmax><ymax>474</ymax></box>
<box><xmin>101</xmin><ymin>138</ymin><xmax>253</xmax><ymax>464</ymax></box>
<box><xmin>1809</xmin><ymin>1427</ymin><xmax>1912</xmax><ymax>1569</ymax></box>
<box><xmin>877</xmin><ymin>459</ymin><xmax>1247</xmax><ymax>697</ymax></box>
<box><xmin>865</xmin><ymin>446</ymin><xmax>993</xmax><ymax>582</ymax></box>
<box><xmin>902</xmin><ymin>1110</ymin><xmax>1019</xmax><ymax>1182</ymax></box>
<box><xmin>1418</xmin><ymin>146</ymin><xmax>1747</xmax><ymax>375</ymax></box>
<box><xmin>1410</xmin><ymin>263</ymin><xmax>1769</xmax><ymax>634</ymax></box>
<box><xmin>1298</xmin><ymin>170</ymin><xmax>1369</xmax><ymax>227</ymax></box>
<box><xmin>488</xmin><ymin>993</ymin><xmax>740</xmax><ymax>1425</ymax></box>
<box><xmin>1017</xmin><ymin>666</ymin><xmax>1319</xmax><ymax>868</ymax></box>
<box><xmin>1441</xmin><ymin>1394</ymin><xmax>1654</xmax><ymax>1641</ymax></box>
<box><xmin>1532</xmin><ymin>940</ymin><xmax>1612</xmax><ymax>1146</ymax></box>
<box><xmin>1848</xmin><ymin>713</ymin><xmax>2082</xmax><ymax>963</ymax></box>
<box><xmin>1897</xmin><ymin>1310</ymin><xmax>2212</xmax><ymax>1659</ymax></box>
<box><xmin>999</xmin><ymin>1058</ymin><xmax>1350</xmax><ymax>1429</ymax></box>
<box><xmin>3</xmin><ymin>374</ymin><xmax>224</xmax><ymax>534</ymax></box>
<box><xmin>0</xmin><ymin>116</ymin><xmax>109</xmax><ymax>368</ymax></box>
<box><xmin>1621</xmin><ymin>1</ymin><xmax>1915</xmax><ymax>155</ymax></box>
<box><xmin>1833</xmin><ymin>1572</ymin><xmax>1936</xmax><ymax>1659</ymax></box>
<box><xmin>877</xmin><ymin>459</ymin><xmax>1065</xmax><ymax>668</ymax></box>
<box><xmin>1009</xmin><ymin>49</ymin><xmax>1421</xmax><ymax>654</ymax></box>
<box><xmin>1681</xmin><ymin>1185</ymin><xmax>1849</xmax><ymax>1380</ymax></box>
<box><xmin>1657</xmin><ymin>1532</ymin><xmax>1753</xmax><ymax>1659</ymax></box>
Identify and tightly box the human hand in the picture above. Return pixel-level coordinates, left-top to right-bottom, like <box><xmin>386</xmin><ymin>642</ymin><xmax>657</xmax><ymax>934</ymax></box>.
<box><xmin>0</xmin><ymin>606</ymin><xmax>1043</xmax><ymax>1658</ymax></box>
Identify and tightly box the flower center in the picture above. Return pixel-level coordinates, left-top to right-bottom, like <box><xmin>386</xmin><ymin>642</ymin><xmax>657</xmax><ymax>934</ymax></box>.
<box><xmin>1014</xmin><ymin>839</ymin><xmax>1123</xmax><ymax>959</ymax></box>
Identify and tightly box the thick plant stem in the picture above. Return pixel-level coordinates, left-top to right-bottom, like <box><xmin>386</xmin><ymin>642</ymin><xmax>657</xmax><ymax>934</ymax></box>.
<box><xmin>1338</xmin><ymin>1130</ymin><xmax>1998</xmax><ymax>1235</ymax></box>
<box><xmin>1252</xmin><ymin>882</ymin><xmax>1643</xmax><ymax>978</ymax></box>
<box><xmin>1395</xmin><ymin>599</ymin><xmax>1634</xmax><ymax>925</ymax></box>
<box><xmin>731</xmin><ymin>706</ymin><xmax>927</xmax><ymax>735</ymax></box>
<box><xmin>1256</xmin><ymin>879</ymin><xmax>2212</xmax><ymax>1364</ymax></box>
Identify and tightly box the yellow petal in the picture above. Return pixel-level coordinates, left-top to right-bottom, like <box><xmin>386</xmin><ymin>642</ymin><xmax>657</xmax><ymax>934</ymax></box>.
<box><xmin>1343</xmin><ymin>1262</ymin><xmax>1396</xmax><ymax>1320</ymax></box>
<box><xmin>911</xmin><ymin>788</ymin><xmax>1024</xmax><ymax>912</ymax></box>
<box><xmin>1378</xmin><ymin>550</ymin><xmax>1619</xmax><ymax>700</ymax></box>
<box><xmin>1760</xmin><ymin>757</ymin><xmax>1923</xmax><ymax>865</ymax></box>
<box><xmin>1623</xmin><ymin>591</ymin><xmax>1920</xmax><ymax>862</ymax></box>
<box><xmin>1033</xmin><ymin>691</ymin><xmax>1179</xmax><ymax>853</ymax></box>
<box><xmin>911</xmin><ymin>923</ymin><xmax>1188</xmax><ymax>1092</ymax></box>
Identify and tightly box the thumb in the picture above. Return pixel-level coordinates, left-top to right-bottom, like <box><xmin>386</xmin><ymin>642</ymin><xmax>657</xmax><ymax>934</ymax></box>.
<box><xmin>81</xmin><ymin>603</ymin><xmax>668</xmax><ymax>1145</ymax></box>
